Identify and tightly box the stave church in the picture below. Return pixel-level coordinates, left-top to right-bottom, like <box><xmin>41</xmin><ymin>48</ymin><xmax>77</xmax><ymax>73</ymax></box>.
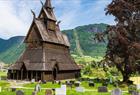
<box><xmin>8</xmin><ymin>0</ymin><xmax>81</xmax><ymax>81</ymax></box>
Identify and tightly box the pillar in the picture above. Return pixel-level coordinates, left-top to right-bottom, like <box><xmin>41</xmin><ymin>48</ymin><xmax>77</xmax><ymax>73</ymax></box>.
<box><xmin>21</xmin><ymin>70</ymin><xmax>23</xmax><ymax>80</ymax></box>
<box><xmin>26</xmin><ymin>71</ymin><xmax>28</xmax><ymax>80</ymax></box>
<box><xmin>12</xmin><ymin>70</ymin><xmax>14</xmax><ymax>80</ymax></box>
<box><xmin>31</xmin><ymin>71</ymin><xmax>33</xmax><ymax>79</ymax></box>
<box><xmin>36</xmin><ymin>71</ymin><xmax>37</xmax><ymax>81</ymax></box>
<box><xmin>17</xmin><ymin>71</ymin><xmax>18</xmax><ymax>80</ymax></box>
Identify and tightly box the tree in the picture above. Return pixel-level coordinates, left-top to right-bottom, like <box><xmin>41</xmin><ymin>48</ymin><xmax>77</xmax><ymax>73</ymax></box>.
<box><xmin>103</xmin><ymin>0</ymin><xmax>140</xmax><ymax>83</ymax></box>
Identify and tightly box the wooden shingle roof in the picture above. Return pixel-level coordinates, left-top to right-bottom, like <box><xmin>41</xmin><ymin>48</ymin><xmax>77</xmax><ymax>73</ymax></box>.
<box><xmin>25</xmin><ymin>19</ymin><xmax>70</xmax><ymax>47</ymax></box>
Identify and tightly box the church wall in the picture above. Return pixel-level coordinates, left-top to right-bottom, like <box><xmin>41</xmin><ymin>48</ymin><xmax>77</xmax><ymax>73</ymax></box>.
<box><xmin>42</xmin><ymin>70</ymin><xmax>80</xmax><ymax>81</ymax></box>
<box><xmin>43</xmin><ymin>72</ymin><xmax>53</xmax><ymax>81</ymax></box>
<box><xmin>56</xmin><ymin>72</ymin><xmax>76</xmax><ymax>80</ymax></box>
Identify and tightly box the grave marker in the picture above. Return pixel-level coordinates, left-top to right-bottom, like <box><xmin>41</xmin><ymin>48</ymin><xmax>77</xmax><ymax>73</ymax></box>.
<box><xmin>55</xmin><ymin>85</ymin><xmax>66</xmax><ymax>95</ymax></box>
<box><xmin>34</xmin><ymin>84</ymin><xmax>41</xmax><ymax>92</ymax></box>
<box><xmin>111</xmin><ymin>88</ymin><xmax>122</xmax><ymax>95</ymax></box>
<box><xmin>16</xmin><ymin>90</ymin><xmax>24</xmax><ymax>95</ymax></box>
<box><xmin>45</xmin><ymin>89</ymin><xmax>52</xmax><ymax>95</ymax></box>
<box><xmin>76</xmin><ymin>87</ymin><xmax>85</xmax><ymax>92</ymax></box>
<box><xmin>32</xmin><ymin>91</ymin><xmax>37</xmax><ymax>95</ymax></box>
<box><xmin>98</xmin><ymin>86</ymin><xmax>108</xmax><ymax>92</ymax></box>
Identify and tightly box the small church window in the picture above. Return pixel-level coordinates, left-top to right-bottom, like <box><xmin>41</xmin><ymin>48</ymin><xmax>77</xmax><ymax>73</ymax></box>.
<box><xmin>48</xmin><ymin>20</ymin><xmax>55</xmax><ymax>31</ymax></box>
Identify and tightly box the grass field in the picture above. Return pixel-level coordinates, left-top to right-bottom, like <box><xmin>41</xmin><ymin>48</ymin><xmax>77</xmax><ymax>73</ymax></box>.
<box><xmin>0</xmin><ymin>71</ymin><xmax>139</xmax><ymax>95</ymax></box>
<box><xmin>0</xmin><ymin>80</ymin><xmax>131</xmax><ymax>95</ymax></box>
<box><xmin>0</xmin><ymin>71</ymin><xmax>7</xmax><ymax>76</ymax></box>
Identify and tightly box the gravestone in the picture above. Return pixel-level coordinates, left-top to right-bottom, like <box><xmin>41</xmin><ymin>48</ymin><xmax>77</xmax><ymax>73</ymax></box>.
<box><xmin>98</xmin><ymin>86</ymin><xmax>108</xmax><ymax>92</ymax></box>
<box><xmin>67</xmin><ymin>83</ymin><xmax>72</xmax><ymax>88</ymax></box>
<box><xmin>16</xmin><ymin>90</ymin><xmax>24</xmax><ymax>95</ymax></box>
<box><xmin>45</xmin><ymin>89</ymin><xmax>52</xmax><ymax>95</ymax></box>
<box><xmin>70</xmin><ymin>80</ymin><xmax>75</xmax><ymax>84</ymax></box>
<box><xmin>111</xmin><ymin>88</ymin><xmax>122</xmax><ymax>95</ymax></box>
<box><xmin>55</xmin><ymin>85</ymin><xmax>66</xmax><ymax>95</ymax></box>
<box><xmin>31</xmin><ymin>79</ymin><xmax>35</xmax><ymax>83</ymax></box>
<box><xmin>75</xmin><ymin>81</ymin><xmax>81</xmax><ymax>87</ymax></box>
<box><xmin>58</xmin><ymin>81</ymin><xmax>61</xmax><ymax>85</ymax></box>
<box><xmin>131</xmin><ymin>91</ymin><xmax>139</xmax><ymax>95</ymax></box>
<box><xmin>0</xmin><ymin>87</ymin><xmax>1</xmax><ymax>92</ymax></box>
<box><xmin>65</xmin><ymin>81</ymin><xmax>70</xmax><ymax>85</ymax></box>
<box><xmin>32</xmin><ymin>91</ymin><xmax>37</xmax><ymax>95</ymax></box>
<box><xmin>11</xmin><ymin>88</ymin><xmax>16</xmax><ymax>92</ymax></box>
<box><xmin>42</xmin><ymin>80</ymin><xmax>47</xmax><ymax>84</ymax></box>
<box><xmin>34</xmin><ymin>84</ymin><xmax>41</xmax><ymax>92</ymax></box>
<box><xmin>76</xmin><ymin>87</ymin><xmax>85</xmax><ymax>92</ymax></box>
<box><xmin>89</xmin><ymin>81</ymin><xmax>94</xmax><ymax>87</ymax></box>
<box><xmin>137</xmin><ymin>84</ymin><xmax>140</xmax><ymax>90</ymax></box>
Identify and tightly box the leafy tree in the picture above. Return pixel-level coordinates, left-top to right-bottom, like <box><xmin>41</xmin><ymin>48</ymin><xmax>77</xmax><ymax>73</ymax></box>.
<box><xmin>104</xmin><ymin>0</ymin><xmax>140</xmax><ymax>83</ymax></box>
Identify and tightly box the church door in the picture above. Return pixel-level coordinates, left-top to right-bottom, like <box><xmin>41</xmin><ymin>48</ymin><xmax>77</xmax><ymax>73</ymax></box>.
<box><xmin>53</xmin><ymin>67</ymin><xmax>57</xmax><ymax>80</ymax></box>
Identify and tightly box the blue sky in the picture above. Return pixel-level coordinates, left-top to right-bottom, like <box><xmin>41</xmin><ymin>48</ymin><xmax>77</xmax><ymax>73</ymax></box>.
<box><xmin>0</xmin><ymin>0</ymin><xmax>115</xmax><ymax>39</ymax></box>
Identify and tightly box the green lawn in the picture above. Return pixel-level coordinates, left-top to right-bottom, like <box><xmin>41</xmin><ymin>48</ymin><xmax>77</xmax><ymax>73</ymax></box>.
<box><xmin>0</xmin><ymin>80</ymin><xmax>131</xmax><ymax>95</ymax></box>
<box><xmin>0</xmin><ymin>71</ymin><xmax>7</xmax><ymax>76</ymax></box>
<box><xmin>0</xmin><ymin>88</ymin><xmax>130</xmax><ymax>95</ymax></box>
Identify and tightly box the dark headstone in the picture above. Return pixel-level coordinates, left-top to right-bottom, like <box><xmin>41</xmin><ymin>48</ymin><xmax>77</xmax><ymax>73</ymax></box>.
<box><xmin>67</xmin><ymin>83</ymin><xmax>73</xmax><ymax>88</ymax></box>
<box><xmin>89</xmin><ymin>81</ymin><xmax>95</xmax><ymax>87</ymax></box>
<box><xmin>16</xmin><ymin>90</ymin><xmax>24</xmax><ymax>95</ymax></box>
<box><xmin>52</xmin><ymin>80</ymin><xmax>56</xmax><ymax>84</ymax></box>
<box><xmin>98</xmin><ymin>86</ymin><xmax>108</xmax><ymax>92</ymax></box>
<box><xmin>58</xmin><ymin>81</ymin><xmax>61</xmax><ymax>85</ymax></box>
<box><xmin>131</xmin><ymin>91</ymin><xmax>139</xmax><ymax>95</ymax></box>
<box><xmin>42</xmin><ymin>80</ymin><xmax>47</xmax><ymax>84</ymax></box>
<box><xmin>111</xmin><ymin>88</ymin><xmax>122</xmax><ymax>95</ymax></box>
<box><xmin>70</xmin><ymin>80</ymin><xmax>75</xmax><ymax>84</ymax></box>
<box><xmin>52</xmin><ymin>88</ymin><xmax>55</xmax><ymax>93</ymax></box>
<box><xmin>75</xmin><ymin>82</ymin><xmax>80</xmax><ymax>87</ymax></box>
<box><xmin>32</xmin><ymin>91</ymin><xmax>37</xmax><ymax>95</ymax></box>
<box><xmin>11</xmin><ymin>88</ymin><xmax>16</xmax><ymax>92</ymax></box>
<box><xmin>45</xmin><ymin>89</ymin><xmax>52</xmax><ymax>95</ymax></box>
<box><xmin>65</xmin><ymin>81</ymin><xmax>69</xmax><ymax>85</ymax></box>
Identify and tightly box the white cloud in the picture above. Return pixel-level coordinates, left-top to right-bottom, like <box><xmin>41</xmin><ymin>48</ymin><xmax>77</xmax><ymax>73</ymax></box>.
<box><xmin>0</xmin><ymin>0</ymin><xmax>115</xmax><ymax>39</ymax></box>
<box><xmin>0</xmin><ymin>0</ymin><xmax>41</xmax><ymax>39</ymax></box>
<box><xmin>0</xmin><ymin>1</ymin><xmax>27</xmax><ymax>39</ymax></box>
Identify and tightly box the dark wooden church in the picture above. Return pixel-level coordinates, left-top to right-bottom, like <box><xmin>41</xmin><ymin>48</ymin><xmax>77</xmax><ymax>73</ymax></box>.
<box><xmin>8</xmin><ymin>0</ymin><xmax>80</xmax><ymax>81</ymax></box>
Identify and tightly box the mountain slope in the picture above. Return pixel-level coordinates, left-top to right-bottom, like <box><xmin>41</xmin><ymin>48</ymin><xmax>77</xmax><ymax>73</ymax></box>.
<box><xmin>0</xmin><ymin>36</ymin><xmax>25</xmax><ymax>64</ymax></box>
<box><xmin>0</xmin><ymin>23</ymin><xmax>107</xmax><ymax>64</ymax></box>
<box><xmin>62</xmin><ymin>23</ymin><xmax>107</xmax><ymax>56</ymax></box>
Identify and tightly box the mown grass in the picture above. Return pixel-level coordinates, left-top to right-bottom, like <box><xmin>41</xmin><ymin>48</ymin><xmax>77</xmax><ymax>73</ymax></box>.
<box><xmin>0</xmin><ymin>80</ymin><xmax>131</xmax><ymax>95</ymax></box>
<box><xmin>0</xmin><ymin>71</ymin><xmax>7</xmax><ymax>77</ymax></box>
<box><xmin>23</xmin><ymin>82</ymin><xmax>61</xmax><ymax>88</ymax></box>
<box><xmin>0</xmin><ymin>88</ymin><xmax>131</xmax><ymax>95</ymax></box>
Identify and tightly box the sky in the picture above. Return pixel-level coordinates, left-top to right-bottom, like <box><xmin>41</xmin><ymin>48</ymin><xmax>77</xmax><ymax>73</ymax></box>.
<box><xmin>0</xmin><ymin>0</ymin><xmax>115</xmax><ymax>39</ymax></box>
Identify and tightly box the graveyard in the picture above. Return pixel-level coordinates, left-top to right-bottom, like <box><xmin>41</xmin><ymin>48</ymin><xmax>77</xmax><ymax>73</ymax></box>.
<box><xmin>1</xmin><ymin>70</ymin><xmax>140</xmax><ymax>95</ymax></box>
<box><xmin>0</xmin><ymin>0</ymin><xmax>140</xmax><ymax>95</ymax></box>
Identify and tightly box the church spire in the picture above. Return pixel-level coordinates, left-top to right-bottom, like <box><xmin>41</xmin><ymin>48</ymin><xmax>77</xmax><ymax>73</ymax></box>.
<box><xmin>44</xmin><ymin>0</ymin><xmax>52</xmax><ymax>9</ymax></box>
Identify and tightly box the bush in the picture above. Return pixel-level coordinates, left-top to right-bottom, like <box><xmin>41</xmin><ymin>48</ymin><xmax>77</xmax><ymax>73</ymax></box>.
<box><xmin>128</xmin><ymin>84</ymin><xmax>137</xmax><ymax>94</ymax></box>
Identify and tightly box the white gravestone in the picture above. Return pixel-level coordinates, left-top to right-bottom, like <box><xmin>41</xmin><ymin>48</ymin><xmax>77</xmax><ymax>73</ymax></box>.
<box><xmin>31</xmin><ymin>79</ymin><xmax>35</xmax><ymax>83</ymax></box>
<box><xmin>35</xmin><ymin>84</ymin><xmax>41</xmax><ymax>92</ymax></box>
<box><xmin>111</xmin><ymin>88</ymin><xmax>122</xmax><ymax>95</ymax></box>
<box><xmin>55</xmin><ymin>85</ymin><xmax>66</xmax><ymax>95</ymax></box>
<box><xmin>137</xmin><ymin>84</ymin><xmax>140</xmax><ymax>90</ymax></box>
<box><xmin>76</xmin><ymin>87</ymin><xmax>85</xmax><ymax>92</ymax></box>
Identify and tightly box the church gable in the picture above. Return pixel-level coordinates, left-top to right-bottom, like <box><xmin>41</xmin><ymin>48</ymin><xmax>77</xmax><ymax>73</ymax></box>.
<box><xmin>25</xmin><ymin>23</ymin><xmax>43</xmax><ymax>48</ymax></box>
